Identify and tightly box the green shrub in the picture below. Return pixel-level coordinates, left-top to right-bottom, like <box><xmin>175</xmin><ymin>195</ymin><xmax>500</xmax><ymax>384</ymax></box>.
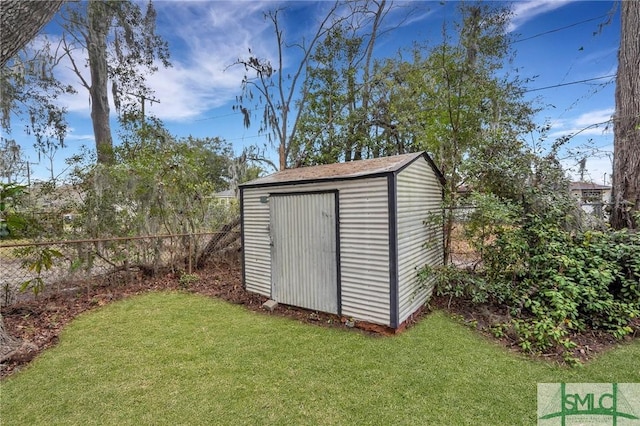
<box><xmin>420</xmin><ymin>210</ymin><xmax>640</xmax><ymax>362</ymax></box>
<box><xmin>178</xmin><ymin>273</ymin><xmax>199</xmax><ymax>288</ymax></box>
<box><xmin>420</xmin><ymin>265</ymin><xmax>488</xmax><ymax>308</ymax></box>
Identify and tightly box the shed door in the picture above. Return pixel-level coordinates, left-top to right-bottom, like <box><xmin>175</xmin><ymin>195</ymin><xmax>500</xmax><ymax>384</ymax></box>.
<box><xmin>270</xmin><ymin>192</ymin><xmax>338</xmax><ymax>314</ymax></box>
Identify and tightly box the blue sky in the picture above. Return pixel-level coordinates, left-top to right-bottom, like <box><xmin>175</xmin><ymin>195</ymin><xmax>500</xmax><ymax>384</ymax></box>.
<box><xmin>11</xmin><ymin>0</ymin><xmax>619</xmax><ymax>185</ymax></box>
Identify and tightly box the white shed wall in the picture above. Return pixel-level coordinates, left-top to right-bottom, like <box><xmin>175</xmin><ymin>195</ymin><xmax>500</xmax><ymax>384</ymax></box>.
<box><xmin>242</xmin><ymin>177</ymin><xmax>391</xmax><ymax>325</ymax></box>
<box><xmin>396</xmin><ymin>158</ymin><xmax>443</xmax><ymax>324</ymax></box>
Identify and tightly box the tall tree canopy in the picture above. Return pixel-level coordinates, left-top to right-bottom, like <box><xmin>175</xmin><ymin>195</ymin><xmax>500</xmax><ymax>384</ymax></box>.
<box><xmin>58</xmin><ymin>0</ymin><xmax>170</xmax><ymax>164</ymax></box>
<box><xmin>292</xmin><ymin>3</ymin><xmax>537</xmax><ymax>260</ymax></box>
<box><xmin>611</xmin><ymin>1</ymin><xmax>640</xmax><ymax>230</ymax></box>
<box><xmin>295</xmin><ymin>3</ymin><xmax>535</xmax><ymax>189</ymax></box>
<box><xmin>232</xmin><ymin>1</ymin><xmax>395</xmax><ymax>170</ymax></box>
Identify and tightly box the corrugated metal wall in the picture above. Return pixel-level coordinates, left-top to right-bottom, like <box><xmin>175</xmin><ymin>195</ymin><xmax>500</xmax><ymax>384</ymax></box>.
<box><xmin>396</xmin><ymin>158</ymin><xmax>443</xmax><ymax>324</ymax></box>
<box><xmin>338</xmin><ymin>180</ymin><xmax>390</xmax><ymax>324</ymax></box>
<box><xmin>242</xmin><ymin>177</ymin><xmax>391</xmax><ymax>325</ymax></box>
<box><xmin>270</xmin><ymin>193</ymin><xmax>338</xmax><ymax>314</ymax></box>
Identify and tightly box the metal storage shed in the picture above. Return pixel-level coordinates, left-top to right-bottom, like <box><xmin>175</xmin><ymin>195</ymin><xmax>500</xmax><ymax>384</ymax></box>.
<box><xmin>239</xmin><ymin>151</ymin><xmax>445</xmax><ymax>330</ymax></box>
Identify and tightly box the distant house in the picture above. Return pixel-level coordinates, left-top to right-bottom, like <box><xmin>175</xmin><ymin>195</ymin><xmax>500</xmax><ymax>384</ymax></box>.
<box><xmin>213</xmin><ymin>189</ymin><xmax>236</xmax><ymax>204</ymax></box>
<box><xmin>570</xmin><ymin>182</ymin><xmax>611</xmax><ymax>204</ymax></box>
<box><xmin>570</xmin><ymin>182</ymin><xmax>611</xmax><ymax>219</ymax></box>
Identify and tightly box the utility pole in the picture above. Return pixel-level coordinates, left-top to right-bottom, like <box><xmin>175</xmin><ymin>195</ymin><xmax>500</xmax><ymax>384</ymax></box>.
<box><xmin>125</xmin><ymin>92</ymin><xmax>160</xmax><ymax>130</ymax></box>
<box><xmin>25</xmin><ymin>161</ymin><xmax>39</xmax><ymax>187</ymax></box>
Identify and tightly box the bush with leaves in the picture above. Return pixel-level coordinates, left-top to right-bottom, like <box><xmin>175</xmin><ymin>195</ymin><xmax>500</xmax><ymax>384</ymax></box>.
<box><xmin>64</xmin><ymin>132</ymin><xmax>238</xmax><ymax>273</ymax></box>
<box><xmin>0</xmin><ymin>183</ymin><xmax>28</xmax><ymax>239</ymax></box>
<box><xmin>420</xmin><ymin>150</ymin><xmax>640</xmax><ymax>363</ymax></box>
<box><xmin>69</xmin><ymin>134</ymin><xmax>235</xmax><ymax>238</ymax></box>
<box><xmin>422</xmin><ymin>209</ymin><xmax>639</xmax><ymax>363</ymax></box>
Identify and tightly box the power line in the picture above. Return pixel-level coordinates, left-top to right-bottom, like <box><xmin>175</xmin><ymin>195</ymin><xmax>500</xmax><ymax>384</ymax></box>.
<box><xmin>524</xmin><ymin>74</ymin><xmax>615</xmax><ymax>93</ymax></box>
<box><xmin>224</xmin><ymin>134</ymin><xmax>264</xmax><ymax>142</ymax></box>
<box><xmin>173</xmin><ymin>15</ymin><xmax>616</xmax><ymax>126</ymax></box>
<box><xmin>194</xmin><ymin>110</ymin><xmax>245</xmax><ymax>122</ymax></box>
<box><xmin>512</xmin><ymin>14</ymin><xmax>609</xmax><ymax>44</ymax></box>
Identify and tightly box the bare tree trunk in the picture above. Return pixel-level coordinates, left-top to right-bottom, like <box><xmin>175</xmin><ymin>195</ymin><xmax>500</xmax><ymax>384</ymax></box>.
<box><xmin>0</xmin><ymin>313</ymin><xmax>21</xmax><ymax>363</ymax></box>
<box><xmin>353</xmin><ymin>0</ymin><xmax>386</xmax><ymax>161</ymax></box>
<box><xmin>0</xmin><ymin>0</ymin><xmax>65</xmax><ymax>67</ymax></box>
<box><xmin>611</xmin><ymin>1</ymin><xmax>640</xmax><ymax>230</ymax></box>
<box><xmin>87</xmin><ymin>1</ymin><xmax>114</xmax><ymax>165</ymax></box>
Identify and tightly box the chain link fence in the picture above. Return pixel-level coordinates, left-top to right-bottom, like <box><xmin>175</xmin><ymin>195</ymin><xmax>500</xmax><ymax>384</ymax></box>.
<box><xmin>445</xmin><ymin>201</ymin><xmax>610</xmax><ymax>269</ymax></box>
<box><xmin>0</xmin><ymin>223</ymin><xmax>240</xmax><ymax>306</ymax></box>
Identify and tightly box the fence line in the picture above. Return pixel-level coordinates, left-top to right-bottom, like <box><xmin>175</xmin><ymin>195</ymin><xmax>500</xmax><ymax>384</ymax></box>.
<box><xmin>0</xmin><ymin>229</ymin><xmax>240</xmax><ymax>306</ymax></box>
<box><xmin>0</xmin><ymin>232</ymin><xmax>231</xmax><ymax>249</ymax></box>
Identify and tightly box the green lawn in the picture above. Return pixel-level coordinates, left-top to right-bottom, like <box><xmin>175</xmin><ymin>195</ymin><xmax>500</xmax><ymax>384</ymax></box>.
<box><xmin>1</xmin><ymin>292</ymin><xmax>639</xmax><ymax>425</ymax></box>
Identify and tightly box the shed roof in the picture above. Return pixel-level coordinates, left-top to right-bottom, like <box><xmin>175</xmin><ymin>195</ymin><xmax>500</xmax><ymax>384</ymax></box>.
<box><xmin>570</xmin><ymin>181</ymin><xmax>611</xmax><ymax>191</ymax></box>
<box><xmin>214</xmin><ymin>189</ymin><xmax>235</xmax><ymax>198</ymax></box>
<box><xmin>241</xmin><ymin>151</ymin><xmax>445</xmax><ymax>188</ymax></box>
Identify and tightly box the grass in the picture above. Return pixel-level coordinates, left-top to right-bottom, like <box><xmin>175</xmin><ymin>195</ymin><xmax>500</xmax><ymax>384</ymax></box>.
<box><xmin>1</xmin><ymin>292</ymin><xmax>639</xmax><ymax>425</ymax></box>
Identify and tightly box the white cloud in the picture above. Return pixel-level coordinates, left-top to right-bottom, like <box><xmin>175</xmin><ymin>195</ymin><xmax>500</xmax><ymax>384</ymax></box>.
<box><xmin>573</xmin><ymin>108</ymin><xmax>614</xmax><ymax>127</ymax></box>
<box><xmin>141</xmin><ymin>3</ymin><xmax>278</xmax><ymax>121</ymax></box>
<box><xmin>47</xmin><ymin>2</ymin><xmax>280</xmax><ymax>123</ymax></box>
<box><xmin>548</xmin><ymin>108</ymin><xmax>614</xmax><ymax>138</ymax></box>
<box><xmin>65</xmin><ymin>132</ymin><xmax>94</xmax><ymax>142</ymax></box>
<box><xmin>509</xmin><ymin>0</ymin><xmax>573</xmax><ymax>32</ymax></box>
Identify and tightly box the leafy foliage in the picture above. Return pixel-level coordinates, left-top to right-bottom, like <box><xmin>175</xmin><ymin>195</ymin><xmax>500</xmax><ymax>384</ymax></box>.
<box><xmin>421</xmin><ymin>185</ymin><xmax>640</xmax><ymax>363</ymax></box>
<box><xmin>16</xmin><ymin>246</ymin><xmax>64</xmax><ymax>296</ymax></box>
<box><xmin>0</xmin><ymin>139</ymin><xmax>26</xmax><ymax>184</ymax></box>
<box><xmin>69</xmin><ymin>133</ymin><xmax>236</xmax><ymax>239</ymax></box>
<box><xmin>58</xmin><ymin>0</ymin><xmax>171</xmax><ymax>164</ymax></box>
<box><xmin>0</xmin><ymin>39</ymin><xmax>74</xmax><ymax>160</ymax></box>
<box><xmin>0</xmin><ymin>183</ymin><xmax>29</xmax><ymax>239</ymax></box>
<box><xmin>293</xmin><ymin>3</ymin><xmax>537</xmax><ymax>262</ymax></box>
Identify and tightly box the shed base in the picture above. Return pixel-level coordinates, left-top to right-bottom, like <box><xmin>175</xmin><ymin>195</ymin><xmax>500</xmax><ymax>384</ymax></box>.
<box><xmin>343</xmin><ymin>304</ymin><xmax>429</xmax><ymax>335</ymax></box>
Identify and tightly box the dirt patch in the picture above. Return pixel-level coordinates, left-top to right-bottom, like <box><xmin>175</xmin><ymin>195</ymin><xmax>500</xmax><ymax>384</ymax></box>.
<box><xmin>1</xmin><ymin>257</ymin><xmax>387</xmax><ymax>379</ymax></box>
<box><xmin>2</xmin><ymin>258</ymin><xmax>637</xmax><ymax>379</ymax></box>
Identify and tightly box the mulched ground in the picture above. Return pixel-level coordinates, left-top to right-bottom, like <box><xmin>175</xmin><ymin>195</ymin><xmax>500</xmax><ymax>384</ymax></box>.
<box><xmin>2</xmin><ymin>257</ymin><xmax>638</xmax><ymax>379</ymax></box>
<box><xmin>429</xmin><ymin>294</ymin><xmax>640</xmax><ymax>364</ymax></box>
<box><xmin>0</xmin><ymin>256</ymin><xmax>363</xmax><ymax>379</ymax></box>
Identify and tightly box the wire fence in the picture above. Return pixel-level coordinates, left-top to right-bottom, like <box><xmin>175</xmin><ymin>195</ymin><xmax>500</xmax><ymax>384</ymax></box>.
<box><xmin>448</xmin><ymin>222</ymin><xmax>480</xmax><ymax>269</ymax></box>
<box><xmin>445</xmin><ymin>201</ymin><xmax>610</xmax><ymax>269</ymax></box>
<box><xmin>5</xmin><ymin>202</ymin><xmax>601</xmax><ymax>307</ymax></box>
<box><xmin>0</xmin><ymin>227</ymin><xmax>240</xmax><ymax>306</ymax></box>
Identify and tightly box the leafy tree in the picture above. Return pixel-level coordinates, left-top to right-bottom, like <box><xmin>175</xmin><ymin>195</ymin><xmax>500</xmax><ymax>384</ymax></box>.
<box><xmin>294</xmin><ymin>3</ymin><xmax>536</xmax><ymax>260</ymax></box>
<box><xmin>1</xmin><ymin>38</ymin><xmax>74</xmax><ymax>162</ymax></box>
<box><xmin>69</xmin><ymin>131</ymin><xmax>235</xmax><ymax>239</ymax></box>
<box><xmin>611</xmin><ymin>1</ymin><xmax>640</xmax><ymax>229</ymax></box>
<box><xmin>58</xmin><ymin>0</ymin><xmax>170</xmax><ymax>164</ymax></box>
<box><xmin>180</xmin><ymin>136</ymin><xmax>234</xmax><ymax>192</ymax></box>
<box><xmin>389</xmin><ymin>4</ymin><xmax>535</xmax><ymax>260</ymax></box>
<box><xmin>0</xmin><ymin>138</ymin><xmax>27</xmax><ymax>184</ymax></box>
<box><xmin>0</xmin><ymin>183</ymin><xmax>28</xmax><ymax>240</ymax></box>
<box><xmin>289</xmin><ymin>22</ymin><xmax>364</xmax><ymax>165</ymax></box>
<box><xmin>232</xmin><ymin>1</ymin><xmax>396</xmax><ymax>170</ymax></box>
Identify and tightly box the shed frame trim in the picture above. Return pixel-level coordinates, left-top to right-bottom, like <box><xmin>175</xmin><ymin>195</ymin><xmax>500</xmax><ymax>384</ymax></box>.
<box><xmin>387</xmin><ymin>174</ymin><xmax>399</xmax><ymax>329</ymax></box>
<box><xmin>240</xmin><ymin>188</ymin><xmax>246</xmax><ymax>289</ymax></box>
